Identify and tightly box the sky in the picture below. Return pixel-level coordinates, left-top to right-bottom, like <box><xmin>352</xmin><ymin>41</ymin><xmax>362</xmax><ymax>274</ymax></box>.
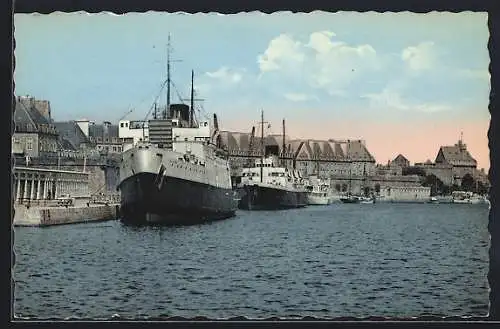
<box><xmin>14</xmin><ymin>11</ymin><xmax>491</xmax><ymax>170</ymax></box>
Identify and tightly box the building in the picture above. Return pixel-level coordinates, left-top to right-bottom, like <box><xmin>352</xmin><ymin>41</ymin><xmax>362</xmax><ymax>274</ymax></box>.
<box><xmin>12</xmin><ymin>95</ymin><xmax>59</xmax><ymax>158</ymax></box>
<box><xmin>53</xmin><ymin>121</ymin><xmax>92</xmax><ymax>150</ymax></box>
<box><xmin>13</xmin><ymin>166</ymin><xmax>90</xmax><ymax>202</ymax></box>
<box><xmin>392</xmin><ymin>154</ymin><xmax>410</xmax><ymax>168</ymax></box>
<box><xmin>216</xmin><ymin>130</ymin><xmax>377</xmax><ymax>192</ymax></box>
<box><xmin>88</xmin><ymin>121</ymin><xmax>122</xmax><ymax>154</ymax></box>
<box><xmin>415</xmin><ymin>136</ymin><xmax>488</xmax><ymax>187</ymax></box>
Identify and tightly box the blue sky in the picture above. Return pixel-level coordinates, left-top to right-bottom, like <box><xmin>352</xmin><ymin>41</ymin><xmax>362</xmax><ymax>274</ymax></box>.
<box><xmin>14</xmin><ymin>11</ymin><xmax>491</xmax><ymax>168</ymax></box>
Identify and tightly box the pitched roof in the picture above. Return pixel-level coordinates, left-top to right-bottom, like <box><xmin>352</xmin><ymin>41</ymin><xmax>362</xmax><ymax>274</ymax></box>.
<box><xmin>53</xmin><ymin>121</ymin><xmax>91</xmax><ymax>149</ymax></box>
<box><xmin>435</xmin><ymin>141</ymin><xmax>477</xmax><ymax>167</ymax></box>
<box><xmin>57</xmin><ymin>138</ymin><xmax>77</xmax><ymax>151</ymax></box>
<box><xmin>392</xmin><ymin>154</ymin><xmax>410</xmax><ymax>166</ymax></box>
<box><xmin>14</xmin><ymin>100</ymin><xmax>52</xmax><ymax>127</ymax></box>
<box><xmin>218</xmin><ymin>131</ymin><xmax>376</xmax><ymax>162</ymax></box>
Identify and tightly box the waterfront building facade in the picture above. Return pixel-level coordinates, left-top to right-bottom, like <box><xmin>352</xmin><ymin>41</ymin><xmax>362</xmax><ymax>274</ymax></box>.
<box><xmin>13</xmin><ymin>96</ymin><xmax>59</xmax><ymax>158</ymax></box>
<box><xmin>13</xmin><ymin>166</ymin><xmax>90</xmax><ymax>203</ymax></box>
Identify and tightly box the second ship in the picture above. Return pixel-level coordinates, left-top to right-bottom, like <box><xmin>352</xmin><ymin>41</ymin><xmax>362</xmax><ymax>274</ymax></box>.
<box><xmin>236</xmin><ymin>110</ymin><xmax>308</xmax><ymax>210</ymax></box>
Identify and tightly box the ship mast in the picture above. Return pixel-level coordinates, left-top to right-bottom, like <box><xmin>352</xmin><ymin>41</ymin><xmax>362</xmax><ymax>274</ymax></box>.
<box><xmin>165</xmin><ymin>34</ymin><xmax>171</xmax><ymax>119</ymax></box>
<box><xmin>190</xmin><ymin>70</ymin><xmax>194</xmax><ymax>127</ymax></box>
<box><xmin>260</xmin><ymin>109</ymin><xmax>264</xmax><ymax>183</ymax></box>
<box><xmin>282</xmin><ymin>119</ymin><xmax>286</xmax><ymax>168</ymax></box>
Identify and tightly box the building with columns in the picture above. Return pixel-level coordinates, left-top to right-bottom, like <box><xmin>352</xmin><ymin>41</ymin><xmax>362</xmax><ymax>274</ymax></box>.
<box><xmin>13</xmin><ymin>166</ymin><xmax>90</xmax><ymax>203</ymax></box>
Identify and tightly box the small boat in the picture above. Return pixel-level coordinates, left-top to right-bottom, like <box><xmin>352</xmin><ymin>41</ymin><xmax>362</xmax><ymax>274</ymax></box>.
<box><xmin>360</xmin><ymin>196</ymin><xmax>375</xmax><ymax>204</ymax></box>
<box><xmin>305</xmin><ymin>176</ymin><xmax>332</xmax><ymax>205</ymax></box>
<box><xmin>340</xmin><ymin>194</ymin><xmax>361</xmax><ymax>204</ymax></box>
<box><xmin>452</xmin><ymin>191</ymin><xmax>488</xmax><ymax>204</ymax></box>
<box><xmin>428</xmin><ymin>196</ymin><xmax>439</xmax><ymax>204</ymax></box>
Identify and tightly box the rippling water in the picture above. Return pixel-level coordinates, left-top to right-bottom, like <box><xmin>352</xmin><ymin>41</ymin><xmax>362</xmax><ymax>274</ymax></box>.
<box><xmin>13</xmin><ymin>203</ymin><xmax>490</xmax><ymax>319</ymax></box>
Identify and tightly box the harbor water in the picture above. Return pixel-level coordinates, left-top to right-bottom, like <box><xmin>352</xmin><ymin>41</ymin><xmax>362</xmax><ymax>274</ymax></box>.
<box><xmin>13</xmin><ymin>203</ymin><xmax>490</xmax><ymax>319</ymax></box>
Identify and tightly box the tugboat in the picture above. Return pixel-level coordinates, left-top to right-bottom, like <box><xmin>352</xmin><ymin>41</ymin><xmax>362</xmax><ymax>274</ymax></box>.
<box><xmin>118</xmin><ymin>35</ymin><xmax>238</xmax><ymax>225</ymax></box>
<box><xmin>237</xmin><ymin>111</ymin><xmax>308</xmax><ymax>210</ymax></box>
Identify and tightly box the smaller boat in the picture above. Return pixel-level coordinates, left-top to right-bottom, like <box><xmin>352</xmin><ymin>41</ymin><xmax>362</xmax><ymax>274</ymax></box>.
<box><xmin>428</xmin><ymin>196</ymin><xmax>439</xmax><ymax>204</ymax></box>
<box><xmin>340</xmin><ymin>193</ymin><xmax>375</xmax><ymax>204</ymax></box>
<box><xmin>340</xmin><ymin>194</ymin><xmax>361</xmax><ymax>204</ymax></box>
<box><xmin>360</xmin><ymin>196</ymin><xmax>375</xmax><ymax>204</ymax></box>
<box><xmin>451</xmin><ymin>191</ymin><xmax>487</xmax><ymax>204</ymax></box>
<box><xmin>305</xmin><ymin>176</ymin><xmax>332</xmax><ymax>205</ymax></box>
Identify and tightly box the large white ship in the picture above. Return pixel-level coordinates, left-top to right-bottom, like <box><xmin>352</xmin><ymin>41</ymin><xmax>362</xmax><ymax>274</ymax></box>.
<box><xmin>117</xmin><ymin>38</ymin><xmax>237</xmax><ymax>225</ymax></box>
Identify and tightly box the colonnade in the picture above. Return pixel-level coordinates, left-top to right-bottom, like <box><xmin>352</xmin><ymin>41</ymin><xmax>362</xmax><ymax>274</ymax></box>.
<box><xmin>13</xmin><ymin>167</ymin><xmax>90</xmax><ymax>202</ymax></box>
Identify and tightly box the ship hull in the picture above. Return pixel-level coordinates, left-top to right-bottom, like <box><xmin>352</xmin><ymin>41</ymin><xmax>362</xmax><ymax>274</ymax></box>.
<box><xmin>237</xmin><ymin>184</ymin><xmax>308</xmax><ymax>210</ymax></box>
<box><xmin>119</xmin><ymin>172</ymin><xmax>237</xmax><ymax>225</ymax></box>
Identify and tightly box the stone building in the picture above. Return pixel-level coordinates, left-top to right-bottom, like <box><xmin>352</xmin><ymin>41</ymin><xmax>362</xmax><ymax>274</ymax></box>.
<box><xmin>392</xmin><ymin>154</ymin><xmax>410</xmax><ymax>168</ymax></box>
<box><xmin>13</xmin><ymin>166</ymin><xmax>90</xmax><ymax>202</ymax></box>
<box><xmin>415</xmin><ymin>137</ymin><xmax>488</xmax><ymax>186</ymax></box>
<box><xmin>217</xmin><ymin>130</ymin><xmax>377</xmax><ymax>192</ymax></box>
<box><xmin>12</xmin><ymin>96</ymin><xmax>59</xmax><ymax>158</ymax></box>
<box><xmin>88</xmin><ymin>121</ymin><xmax>122</xmax><ymax>154</ymax></box>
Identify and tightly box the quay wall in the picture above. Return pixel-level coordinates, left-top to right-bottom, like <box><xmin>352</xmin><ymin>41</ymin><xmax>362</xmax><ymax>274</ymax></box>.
<box><xmin>377</xmin><ymin>186</ymin><xmax>431</xmax><ymax>203</ymax></box>
<box><xmin>13</xmin><ymin>203</ymin><xmax>119</xmax><ymax>227</ymax></box>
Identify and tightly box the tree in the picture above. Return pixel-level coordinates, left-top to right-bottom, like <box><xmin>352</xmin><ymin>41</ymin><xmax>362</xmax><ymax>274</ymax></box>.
<box><xmin>402</xmin><ymin>166</ymin><xmax>426</xmax><ymax>176</ymax></box>
<box><xmin>341</xmin><ymin>184</ymin><xmax>347</xmax><ymax>192</ymax></box>
<box><xmin>374</xmin><ymin>183</ymin><xmax>381</xmax><ymax>194</ymax></box>
<box><xmin>461</xmin><ymin>174</ymin><xmax>475</xmax><ymax>192</ymax></box>
<box><xmin>422</xmin><ymin>174</ymin><xmax>445</xmax><ymax>196</ymax></box>
<box><xmin>477</xmin><ymin>181</ymin><xmax>489</xmax><ymax>195</ymax></box>
<box><xmin>450</xmin><ymin>184</ymin><xmax>461</xmax><ymax>193</ymax></box>
<box><xmin>335</xmin><ymin>183</ymin><xmax>341</xmax><ymax>192</ymax></box>
<box><xmin>363</xmin><ymin>186</ymin><xmax>371</xmax><ymax>197</ymax></box>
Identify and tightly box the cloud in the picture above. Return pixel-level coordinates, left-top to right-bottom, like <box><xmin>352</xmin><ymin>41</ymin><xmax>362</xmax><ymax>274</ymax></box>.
<box><xmin>257</xmin><ymin>31</ymin><xmax>380</xmax><ymax>96</ymax></box>
<box><xmin>257</xmin><ymin>34</ymin><xmax>305</xmax><ymax>72</ymax></box>
<box><xmin>362</xmin><ymin>88</ymin><xmax>451</xmax><ymax>113</ymax></box>
<box><xmin>205</xmin><ymin>66</ymin><xmax>245</xmax><ymax>84</ymax></box>
<box><xmin>401</xmin><ymin>41</ymin><xmax>436</xmax><ymax>72</ymax></box>
<box><xmin>283</xmin><ymin>93</ymin><xmax>317</xmax><ymax>102</ymax></box>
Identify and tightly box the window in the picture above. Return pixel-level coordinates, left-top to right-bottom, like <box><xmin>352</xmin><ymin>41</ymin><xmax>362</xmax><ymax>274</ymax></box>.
<box><xmin>120</xmin><ymin>123</ymin><xmax>124</xmax><ymax>128</ymax></box>
<box><xmin>26</xmin><ymin>138</ymin><xmax>33</xmax><ymax>151</ymax></box>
